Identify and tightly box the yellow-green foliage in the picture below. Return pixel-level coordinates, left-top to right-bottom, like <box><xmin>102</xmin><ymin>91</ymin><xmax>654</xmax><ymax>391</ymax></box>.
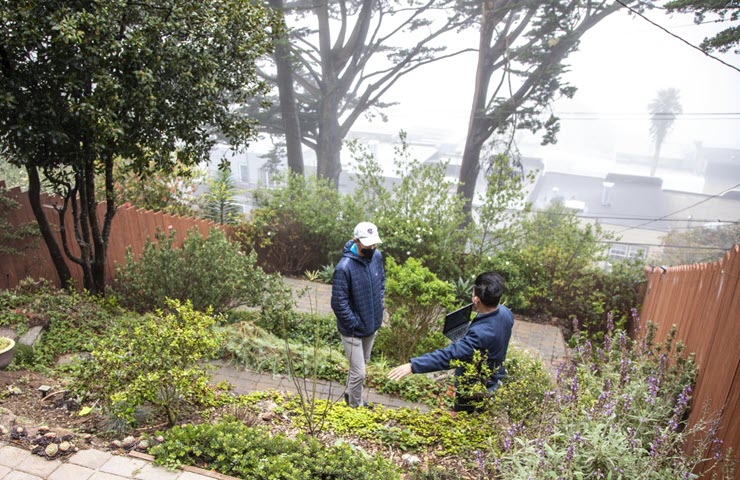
<box><xmin>284</xmin><ymin>397</ymin><xmax>503</xmax><ymax>456</ymax></box>
<box><xmin>490</xmin><ymin>345</ymin><xmax>553</xmax><ymax>424</ymax></box>
<box><xmin>71</xmin><ymin>299</ymin><xmax>223</xmax><ymax>426</ymax></box>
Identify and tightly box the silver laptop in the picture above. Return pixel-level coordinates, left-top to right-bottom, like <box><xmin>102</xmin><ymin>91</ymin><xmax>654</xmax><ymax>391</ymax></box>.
<box><xmin>442</xmin><ymin>303</ymin><xmax>473</xmax><ymax>343</ymax></box>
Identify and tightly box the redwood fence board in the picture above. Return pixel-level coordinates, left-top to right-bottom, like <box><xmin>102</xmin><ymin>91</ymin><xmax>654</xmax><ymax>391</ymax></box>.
<box><xmin>0</xmin><ymin>189</ymin><xmax>231</xmax><ymax>291</ymax></box>
<box><xmin>638</xmin><ymin>245</ymin><xmax>740</xmax><ymax>479</ymax></box>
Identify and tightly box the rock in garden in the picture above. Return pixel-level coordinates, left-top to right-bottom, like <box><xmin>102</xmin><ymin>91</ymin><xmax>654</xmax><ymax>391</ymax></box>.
<box><xmin>122</xmin><ymin>436</ymin><xmax>137</xmax><ymax>449</ymax></box>
<box><xmin>44</xmin><ymin>432</ymin><xmax>57</xmax><ymax>439</ymax></box>
<box><xmin>83</xmin><ymin>434</ymin><xmax>92</xmax><ymax>443</ymax></box>
<box><xmin>45</xmin><ymin>443</ymin><xmax>59</xmax><ymax>458</ymax></box>
<box><xmin>0</xmin><ymin>426</ymin><xmax>7</xmax><ymax>435</ymax></box>
<box><xmin>136</xmin><ymin>439</ymin><xmax>149</xmax><ymax>450</ymax></box>
<box><xmin>155</xmin><ymin>435</ymin><xmax>165</xmax><ymax>443</ymax></box>
<box><xmin>110</xmin><ymin>440</ymin><xmax>123</xmax><ymax>449</ymax></box>
<box><xmin>401</xmin><ymin>453</ymin><xmax>421</xmax><ymax>466</ymax></box>
<box><xmin>259</xmin><ymin>411</ymin><xmax>276</xmax><ymax>421</ymax></box>
<box><xmin>37</xmin><ymin>426</ymin><xmax>50</xmax><ymax>434</ymax></box>
<box><xmin>59</xmin><ymin>441</ymin><xmax>71</xmax><ymax>452</ymax></box>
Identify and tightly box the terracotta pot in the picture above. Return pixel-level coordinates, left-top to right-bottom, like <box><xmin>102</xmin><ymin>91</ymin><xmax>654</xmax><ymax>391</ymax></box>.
<box><xmin>0</xmin><ymin>337</ymin><xmax>15</xmax><ymax>370</ymax></box>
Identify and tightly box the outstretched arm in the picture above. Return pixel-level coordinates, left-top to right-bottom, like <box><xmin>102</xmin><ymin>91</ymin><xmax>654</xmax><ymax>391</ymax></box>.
<box><xmin>387</xmin><ymin>363</ymin><xmax>412</xmax><ymax>381</ymax></box>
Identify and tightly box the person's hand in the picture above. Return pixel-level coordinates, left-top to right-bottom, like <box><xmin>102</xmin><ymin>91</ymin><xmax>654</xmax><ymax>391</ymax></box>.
<box><xmin>387</xmin><ymin>363</ymin><xmax>412</xmax><ymax>381</ymax></box>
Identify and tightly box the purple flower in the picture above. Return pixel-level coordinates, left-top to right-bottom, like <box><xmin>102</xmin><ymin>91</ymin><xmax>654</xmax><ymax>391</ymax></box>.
<box><xmin>603</xmin><ymin>333</ymin><xmax>612</xmax><ymax>352</ymax></box>
<box><xmin>619</xmin><ymin>357</ymin><xmax>631</xmax><ymax>386</ymax></box>
<box><xmin>606</xmin><ymin>312</ymin><xmax>614</xmax><ymax>333</ymax></box>
<box><xmin>474</xmin><ymin>449</ymin><xmax>486</xmax><ymax>471</ymax></box>
<box><xmin>618</xmin><ymin>331</ymin><xmax>628</xmax><ymax>352</ymax></box>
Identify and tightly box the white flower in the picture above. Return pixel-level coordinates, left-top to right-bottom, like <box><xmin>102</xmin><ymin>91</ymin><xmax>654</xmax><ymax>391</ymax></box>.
<box><xmin>417</xmin><ymin>239</ymin><xmax>422</xmax><ymax>243</ymax></box>
<box><xmin>406</xmin><ymin>251</ymin><xmax>411</xmax><ymax>255</ymax></box>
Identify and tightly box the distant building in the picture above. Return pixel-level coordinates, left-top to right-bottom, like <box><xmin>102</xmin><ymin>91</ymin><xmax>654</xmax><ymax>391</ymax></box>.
<box><xmin>528</xmin><ymin>171</ymin><xmax>740</xmax><ymax>262</ymax></box>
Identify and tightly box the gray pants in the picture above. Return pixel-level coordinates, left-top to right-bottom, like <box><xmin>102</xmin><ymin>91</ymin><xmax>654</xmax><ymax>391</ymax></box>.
<box><xmin>340</xmin><ymin>333</ymin><xmax>376</xmax><ymax>407</ymax></box>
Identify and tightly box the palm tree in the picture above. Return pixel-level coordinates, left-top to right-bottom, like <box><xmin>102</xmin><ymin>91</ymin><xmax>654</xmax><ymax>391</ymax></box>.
<box><xmin>648</xmin><ymin>88</ymin><xmax>682</xmax><ymax>176</ymax></box>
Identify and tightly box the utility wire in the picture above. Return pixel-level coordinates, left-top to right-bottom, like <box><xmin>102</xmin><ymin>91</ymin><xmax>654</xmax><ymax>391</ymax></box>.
<box><xmin>615</xmin><ymin>0</ymin><xmax>740</xmax><ymax>74</ymax></box>
<box><xmin>524</xmin><ymin>208</ymin><xmax>740</xmax><ymax>224</ymax></box>
<box><xmin>597</xmin><ymin>240</ymin><xmax>734</xmax><ymax>251</ymax></box>
<box><xmin>616</xmin><ymin>182</ymin><xmax>740</xmax><ymax>234</ymax></box>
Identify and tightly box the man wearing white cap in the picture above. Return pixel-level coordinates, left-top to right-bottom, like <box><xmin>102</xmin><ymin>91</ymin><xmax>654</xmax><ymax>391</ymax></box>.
<box><xmin>331</xmin><ymin>221</ymin><xmax>385</xmax><ymax>407</ymax></box>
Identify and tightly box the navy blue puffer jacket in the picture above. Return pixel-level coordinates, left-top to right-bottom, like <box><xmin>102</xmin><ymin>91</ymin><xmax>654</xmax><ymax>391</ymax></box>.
<box><xmin>331</xmin><ymin>240</ymin><xmax>385</xmax><ymax>338</ymax></box>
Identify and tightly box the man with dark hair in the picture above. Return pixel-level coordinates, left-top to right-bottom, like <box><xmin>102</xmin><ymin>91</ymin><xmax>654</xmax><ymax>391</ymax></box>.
<box><xmin>332</xmin><ymin>221</ymin><xmax>386</xmax><ymax>407</ymax></box>
<box><xmin>387</xmin><ymin>271</ymin><xmax>514</xmax><ymax>412</ymax></box>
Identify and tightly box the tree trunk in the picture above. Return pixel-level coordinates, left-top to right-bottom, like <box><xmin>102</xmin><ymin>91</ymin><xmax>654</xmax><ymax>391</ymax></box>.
<box><xmin>457</xmin><ymin>3</ymin><xmax>497</xmax><ymax>221</ymax></box>
<box><xmin>269</xmin><ymin>0</ymin><xmax>304</xmax><ymax>175</ymax></box>
<box><xmin>315</xmin><ymin>2</ymin><xmax>342</xmax><ymax>187</ymax></box>
<box><xmin>316</xmin><ymin>118</ymin><xmax>343</xmax><ymax>187</ymax></box>
<box><xmin>25</xmin><ymin>165</ymin><xmax>72</xmax><ymax>289</ymax></box>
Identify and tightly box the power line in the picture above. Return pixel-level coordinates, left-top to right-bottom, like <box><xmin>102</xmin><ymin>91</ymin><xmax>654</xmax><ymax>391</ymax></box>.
<box><xmin>526</xmin><ymin>208</ymin><xmax>740</xmax><ymax>224</ymax></box>
<box><xmin>555</xmin><ymin>112</ymin><xmax>740</xmax><ymax>116</ymax></box>
<box><xmin>598</xmin><ymin>240</ymin><xmax>734</xmax><ymax>251</ymax></box>
<box><xmin>616</xmin><ymin>182</ymin><xmax>740</xmax><ymax>234</ymax></box>
<box><xmin>615</xmin><ymin>0</ymin><xmax>740</xmax><ymax>74</ymax></box>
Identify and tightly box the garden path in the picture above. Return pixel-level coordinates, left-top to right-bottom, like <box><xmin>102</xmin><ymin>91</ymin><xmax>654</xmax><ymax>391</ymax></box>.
<box><xmin>282</xmin><ymin>277</ymin><xmax>570</xmax><ymax>375</ymax></box>
<box><xmin>209</xmin><ymin>277</ymin><xmax>569</xmax><ymax>410</ymax></box>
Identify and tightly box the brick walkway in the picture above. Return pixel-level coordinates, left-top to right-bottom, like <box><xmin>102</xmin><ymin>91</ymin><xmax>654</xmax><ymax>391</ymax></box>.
<box><xmin>0</xmin><ymin>277</ymin><xmax>568</xmax><ymax>480</ymax></box>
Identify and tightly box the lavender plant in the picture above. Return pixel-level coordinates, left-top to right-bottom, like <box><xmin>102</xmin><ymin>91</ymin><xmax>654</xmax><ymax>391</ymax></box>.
<box><xmin>490</xmin><ymin>312</ymin><xmax>734</xmax><ymax>479</ymax></box>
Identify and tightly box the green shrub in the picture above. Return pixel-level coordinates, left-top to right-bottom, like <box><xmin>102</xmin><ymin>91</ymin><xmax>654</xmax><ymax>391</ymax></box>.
<box><xmin>489</xmin><ymin>347</ymin><xmax>552</xmax><ymax>424</ymax></box>
<box><xmin>349</xmin><ymin>132</ymin><xmax>468</xmax><ymax>279</ymax></box>
<box><xmin>115</xmin><ymin>227</ymin><xmax>275</xmax><ymax>314</ymax></box>
<box><xmin>374</xmin><ymin>257</ymin><xmax>456</xmax><ymax>364</ymax></box>
<box><xmin>236</xmin><ymin>172</ymin><xmax>363</xmax><ymax>275</ymax></box>
<box><xmin>478</xmin><ymin>204</ymin><xmax>645</xmax><ymax>340</ymax></box>
<box><xmin>150</xmin><ymin>419</ymin><xmax>401</xmax><ymax>480</ymax></box>
<box><xmin>70</xmin><ymin>299</ymin><xmax>223</xmax><ymax>426</ymax></box>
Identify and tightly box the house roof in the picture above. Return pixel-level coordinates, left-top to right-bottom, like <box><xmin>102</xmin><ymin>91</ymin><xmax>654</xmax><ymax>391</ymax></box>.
<box><xmin>529</xmin><ymin>171</ymin><xmax>740</xmax><ymax>232</ymax></box>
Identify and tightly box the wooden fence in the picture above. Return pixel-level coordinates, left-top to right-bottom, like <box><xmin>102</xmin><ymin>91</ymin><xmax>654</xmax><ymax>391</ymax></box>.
<box><xmin>638</xmin><ymin>245</ymin><xmax>740</xmax><ymax>478</ymax></box>
<box><xmin>0</xmin><ymin>183</ymin><xmax>231</xmax><ymax>290</ymax></box>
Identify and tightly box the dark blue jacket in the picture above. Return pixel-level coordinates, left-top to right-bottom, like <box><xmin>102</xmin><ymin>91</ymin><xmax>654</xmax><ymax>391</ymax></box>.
<box><xmin>410</xmin><ymin>306</ymin><xmax>514</xmax><ymax>388</ymax></box>
<box><xmin>331</xmin><ymin>240</ymin><xmax>385</xmax><ymax>338</ymax></box>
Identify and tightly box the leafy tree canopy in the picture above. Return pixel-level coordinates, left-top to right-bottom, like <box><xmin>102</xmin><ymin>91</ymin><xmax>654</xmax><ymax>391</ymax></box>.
<box><xmin>664</xmin><ymin>0</ymin><xmax>740</xmax><ymax>53</ymax></box>
<box><xmin>0</xmin><ymin>0</ymin><xmax>280</xmax><ymax>292</ymax></box>
<box><xmin>659</xmin><ymin>223</ymin><xmax>740</xmax><ymax>266</ymax></box>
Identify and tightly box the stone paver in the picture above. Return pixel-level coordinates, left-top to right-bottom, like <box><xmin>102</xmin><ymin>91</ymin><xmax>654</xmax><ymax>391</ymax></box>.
<box><xmin>46</xmin><ymin>463</ymin><xmax>95</xmax><ymax>480</ymax></box>
<box><xmin>15</xmin><ymin>455</ymin><xmax>62</xmax><ymax>478</ymax></box>
<box><xmin>98</xmin><ymin>456</ymin><xmax>147</xmax><ymax>477</ymax></box>
<box><xmin>4</xmin><ymin>471</ymin><xmax>43</xmax><ymax>480</ymax></box>
<box><xmin>68</xmin><ymin>450</ymin><xmax>113</xmax><ymax>470</ymax></box>
<box><xmin>0</xmin><ymin>445</ymin><xmax>32</xmax><ymax>468</ymax></box>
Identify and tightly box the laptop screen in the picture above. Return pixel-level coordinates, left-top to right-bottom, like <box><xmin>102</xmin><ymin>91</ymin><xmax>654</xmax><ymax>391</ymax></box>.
<box><xmin>443</xmin><ymin>303</ymin><xmax>473</xmax><ymax>334</ymax></box>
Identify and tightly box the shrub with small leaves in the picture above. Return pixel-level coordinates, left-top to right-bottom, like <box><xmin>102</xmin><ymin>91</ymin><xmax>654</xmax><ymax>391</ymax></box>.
<box><xmin>115</xmin><ymin>227</ymin><xmax>276</xmax><ymax>314</ymax></box>
<box><xmin>150</xmin><ymin>418</ymin><xmax>401</xmax><ymax>480</ymax></box>
<box><xmin>70</xmin><ymin>299</ymin><xmax>223</xmax><ymax>426</ymax></box>
<box><xmin>374</xmin><ymin>257</ymin><xmax>456</xmax><ymax>364</ymax></box>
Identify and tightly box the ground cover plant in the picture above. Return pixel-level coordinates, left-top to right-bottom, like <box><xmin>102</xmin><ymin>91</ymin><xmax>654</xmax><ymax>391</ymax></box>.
<box><xmin>0</xmin><ymin>278</ymin><xmax>120</xmax><ymax>369</ymax></box>
<box><xmin>150</xmin><ymin>418</ymin><xmax>401</xmax><ymax>480</ymax></box>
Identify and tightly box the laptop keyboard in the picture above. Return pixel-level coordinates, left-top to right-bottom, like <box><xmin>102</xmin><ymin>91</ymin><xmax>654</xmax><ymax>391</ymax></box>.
<box><xmin>445</xmin><ymin>323</ymin><xmax>469</xmax><ymax>343</ymax></box>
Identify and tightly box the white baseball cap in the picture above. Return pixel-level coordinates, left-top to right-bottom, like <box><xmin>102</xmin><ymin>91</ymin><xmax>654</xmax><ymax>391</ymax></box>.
<box><xmin>354</xmin><ymin>221</ymin><xmax>382</xmax><ymax>245</ymax></box>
